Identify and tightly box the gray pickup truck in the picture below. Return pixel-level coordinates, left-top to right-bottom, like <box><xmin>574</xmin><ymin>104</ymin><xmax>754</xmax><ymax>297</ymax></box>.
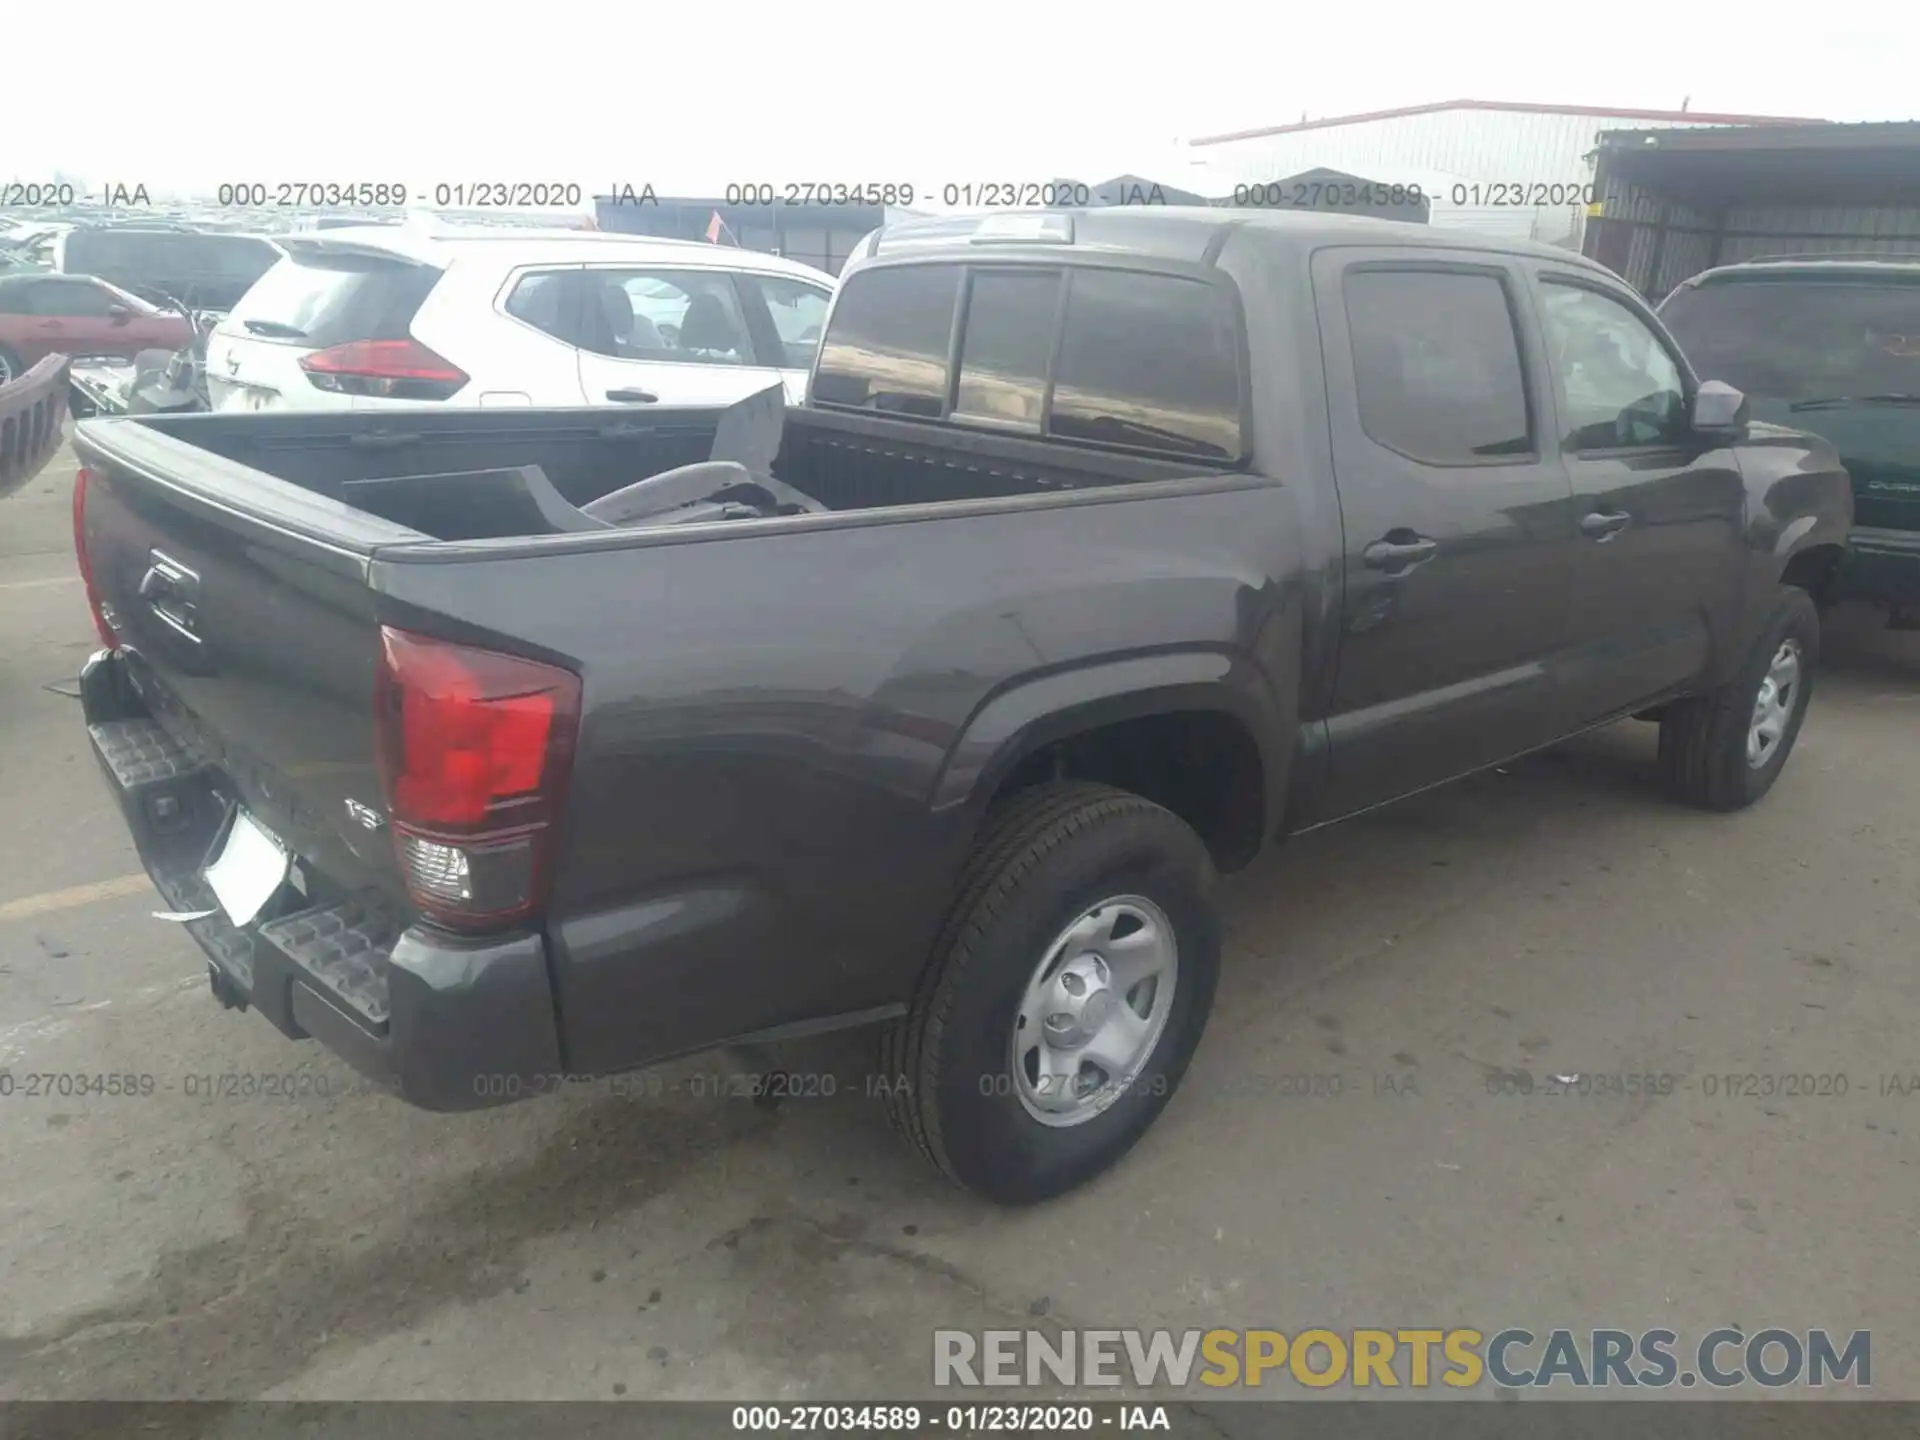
<box><xmin>73</xmin><ymin>208</ymin><xmax>1850</xmax><ymax>1203</ymax></box>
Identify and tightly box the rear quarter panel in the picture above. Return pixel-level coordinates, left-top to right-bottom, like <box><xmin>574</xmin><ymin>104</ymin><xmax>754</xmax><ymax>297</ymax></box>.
<box><xmin>373</xmin><ymin>480</ymin><xmax>1306</xmax><ymax>1075</ymax></box>
<box><xmin>418</xmin><ymin>256</ymin><xmax>589</xmax><ymax>406</ymax></box>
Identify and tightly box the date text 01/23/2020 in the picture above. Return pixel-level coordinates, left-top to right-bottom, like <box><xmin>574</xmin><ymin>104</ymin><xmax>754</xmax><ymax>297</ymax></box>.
<box><xmin>1231</xmin><ymin>180</ymin><xmax>1598</xmax><ymax>208</ymax></box>
<box><xmin>0</xmin><ymin>1071</ymin><xmax>378</xmax><ymax>1100</ymax></box>
<box><xmin>212</xmin><ymin>182</ymin><xmax>587</xmax><ymax>209</ymax></box>
<box><xmin>729</xmin><ymin>1404</ymin><xmax>1171</xmax><ymax>1432</ymax></box>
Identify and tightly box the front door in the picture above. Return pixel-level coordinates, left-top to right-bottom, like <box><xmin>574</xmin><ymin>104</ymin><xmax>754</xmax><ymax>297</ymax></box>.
<box><xmin>1530</xmin><ymin>272</ymin><xmax>1745</xmax><ymax>725</ymax></box>
<box><xmin>1313</xmin><ymin>251</ymin><xmax>1578</xmax><ymax>820</ymax></box>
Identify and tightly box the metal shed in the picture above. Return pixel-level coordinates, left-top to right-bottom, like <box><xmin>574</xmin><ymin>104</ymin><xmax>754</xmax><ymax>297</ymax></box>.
<box><xmin>1583</xmin><ymin>121</ymin><xmax>1920</xmax><ymax>300</ymax></box>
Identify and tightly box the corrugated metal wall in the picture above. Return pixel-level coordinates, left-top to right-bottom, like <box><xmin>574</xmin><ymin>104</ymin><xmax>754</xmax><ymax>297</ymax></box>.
<box><xmin>1588</xmin><ymin>175</ymin><xmax>1920</xmax><ymax>297</ymax></box>
<box><xmin>1716</xmin><ymin>204</ymin><xmax>1920</xmax><ymax>261</ymax></box>
<box><xmin>1191</xmin><ymin>109</ymin><xmax>1722</xmax><ymax>249</ymax></box>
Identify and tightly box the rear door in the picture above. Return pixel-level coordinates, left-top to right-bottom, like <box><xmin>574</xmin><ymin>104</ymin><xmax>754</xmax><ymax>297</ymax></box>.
<box><xmin>570</xmin><ymin>265</ymin><xmax>797</xmax><ymax>407</ymax></box>
<box><xmin>1531</xmin><ymin>271</ymin><xmax>1745</xmax><ymax>722</ymax></box>
<box><xmin>1313</xmin><ymin>249</ymin><xmax>1577</xmax><ymax>818</ymax></box>
<box><xmin>205</xmin><ymin>244</ymin><xmax>444</xmax><ymax>412</ymax></box>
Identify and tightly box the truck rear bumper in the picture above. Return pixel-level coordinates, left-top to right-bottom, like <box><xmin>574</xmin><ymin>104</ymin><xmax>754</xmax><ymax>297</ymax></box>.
<box><xmin>80</xmin><ymin>649</ymin><xmax>563</xmax><ymax>1111</ymax></box>
<box><xmin>1834</xmin><ymin>526</ymin><xmax>1920</xmax><ymax>608</ymax></box>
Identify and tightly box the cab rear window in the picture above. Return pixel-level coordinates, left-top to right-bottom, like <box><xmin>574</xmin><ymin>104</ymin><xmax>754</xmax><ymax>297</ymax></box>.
<box><xmin>813</xmin><ymin>262</ymin><xmax>1246</xmax><ymax>462</ymax></box>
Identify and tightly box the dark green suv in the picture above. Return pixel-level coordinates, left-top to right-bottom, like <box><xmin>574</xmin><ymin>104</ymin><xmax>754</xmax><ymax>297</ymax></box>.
<box><xmin>1661</xmin><ymin>257</ymin><xmax>1920</xmax><ymax>623</ymax></box>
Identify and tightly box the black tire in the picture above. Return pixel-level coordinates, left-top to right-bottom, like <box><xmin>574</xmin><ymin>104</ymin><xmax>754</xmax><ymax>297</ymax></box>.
<box><xmin>879</xmin><ymin>781</ymin><xmax>1221</xmax><ymax>1205</ymax></box>
<box><xmin>1659</xmin><ymin>586</ymin><xmax>1820</xmax><ymax>811</ymax></box>
<box><xmin>0</xmin><ymin>346</ymin><xmax>22</xmax><ymax>387</ymax></box>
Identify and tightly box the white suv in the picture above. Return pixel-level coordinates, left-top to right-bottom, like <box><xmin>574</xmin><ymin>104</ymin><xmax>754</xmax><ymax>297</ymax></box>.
<box><xmin>204</xmin><ymin>223</ymin><xmax>836</xmax><ymax>413</ymax></box>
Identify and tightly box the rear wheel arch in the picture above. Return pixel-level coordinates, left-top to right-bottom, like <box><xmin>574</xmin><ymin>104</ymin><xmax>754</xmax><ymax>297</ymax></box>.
<box><xmin>934</xmin><ymin>659</ymin><xmax>1288</xmax><ymax>875</ymax></box>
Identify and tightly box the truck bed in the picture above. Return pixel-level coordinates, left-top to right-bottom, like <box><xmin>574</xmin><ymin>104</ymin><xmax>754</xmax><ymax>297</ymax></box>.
<box><xmin>116</xmin><ymin>401</ymin><xmax>1213</xmax><ymax>542</ymax></box>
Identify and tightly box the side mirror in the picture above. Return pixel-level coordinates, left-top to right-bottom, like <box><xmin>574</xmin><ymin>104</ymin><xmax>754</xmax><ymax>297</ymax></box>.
<box><xmin>107</xmin><ymin>304</ymin><xmax>132</xmax><ymax>324</ymax></box>
<box><xmin>1692</xmin><ymin>379</ymin><xmax>1748</xmax><ymax>436</ymax></box>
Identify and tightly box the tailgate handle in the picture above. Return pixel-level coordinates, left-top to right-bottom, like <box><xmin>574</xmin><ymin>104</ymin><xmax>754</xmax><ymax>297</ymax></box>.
<box><xmin>139</xmin><ymin>550</ymin><xmax>202</xmax><ymax>644</ymax></box>
<box><xmin>348</xmin><ymin>432</ymin><xmax>424</xmax><ymax>450</ymax></box>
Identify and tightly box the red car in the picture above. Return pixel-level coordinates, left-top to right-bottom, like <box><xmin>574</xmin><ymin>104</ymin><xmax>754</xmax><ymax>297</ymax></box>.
<box><xmin>0</xmin><ymin>273</ymin><xmax>192</xmax><ymax>384</ymax></box>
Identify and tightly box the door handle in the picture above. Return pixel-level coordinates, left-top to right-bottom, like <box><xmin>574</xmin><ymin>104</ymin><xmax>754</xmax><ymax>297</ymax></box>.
<box><xmin>1580</xmin><ymin>510</ymin><xmax>1631</xmax><ymax>540</ymax></box>
<box><xmin>1362</xmin><ymin>535</ymin><xmax>1439</xmax><ymax>571</ymax></box>
<box><xmin>606</xmin><ymin>388</ymin><xmax>659</xmax><ymax>404</ymax></box>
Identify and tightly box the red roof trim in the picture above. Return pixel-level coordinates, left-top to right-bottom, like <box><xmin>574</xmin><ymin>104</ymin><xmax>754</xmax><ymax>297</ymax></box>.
<box><xmin>1190</xmin><ymin>99</ymin><xmax>1828</xmax><ymax>146</ymax></box>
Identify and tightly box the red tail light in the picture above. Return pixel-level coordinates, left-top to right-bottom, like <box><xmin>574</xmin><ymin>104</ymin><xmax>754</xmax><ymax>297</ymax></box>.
<box><xmin>299</xmin><ymin>339</ymin><xmax>469</xmax><ymax>401</ymax></box>
<box><xmin>373</xmin><ymin>627</ymin><xmax>581</xmax><ymax>931</ymax></box>
<box><xmin>72</xmin><ymin>468</ymin><xmax>117</xmax><ymax>649</ymax></box>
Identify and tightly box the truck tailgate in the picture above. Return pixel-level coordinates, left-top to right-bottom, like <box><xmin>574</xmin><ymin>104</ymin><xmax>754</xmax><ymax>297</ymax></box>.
<box><xmin>75</xmin><ymin>418</ymin><xmax>414</xmax><ymax>910</ymax></box>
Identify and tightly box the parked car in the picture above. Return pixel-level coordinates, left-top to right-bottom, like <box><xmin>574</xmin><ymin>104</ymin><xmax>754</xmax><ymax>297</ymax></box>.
<box><xmin>40</xmin><ymin>226</ymin><xmax>283</xmax><ymax>312</ymax></box>
<box><xmin>72</xmin><ymin>208</ymin><xmax>1849</xmax><ymax>1204</ymax></box>
<box><xmin>1660</xmin><ymin>255</ymin><xmax>1920</xmax><ymax>623</ymax></box>
<box><xmin>0</xmin><ymin>272</ymin><xmax>192</xmax><ymax>383</ymax></box>
<box><xmin>203</xmin><ymin>226</ymin><xmax>836</xmax><ymax>414</ymax></box>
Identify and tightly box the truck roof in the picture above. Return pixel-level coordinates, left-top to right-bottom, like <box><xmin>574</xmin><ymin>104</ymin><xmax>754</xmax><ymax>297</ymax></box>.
<box><xmin>861</xmin><ymin>205</ymin><xmax>1620</xmax><ymax>274</ymax></box>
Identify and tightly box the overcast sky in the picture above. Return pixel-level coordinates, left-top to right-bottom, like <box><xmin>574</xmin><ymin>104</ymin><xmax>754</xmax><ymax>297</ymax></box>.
<box><xmin>7</xmin><ymin>2</ymin><xmax>1913</xmax><ymax>200</ymax></box>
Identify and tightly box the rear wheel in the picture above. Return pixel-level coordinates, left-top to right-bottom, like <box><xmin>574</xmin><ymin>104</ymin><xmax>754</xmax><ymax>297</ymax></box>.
<box><xmin>0</xmin><ymin>346</ymin><xmax>22</xmax><ymax>386</ymax></box>
<box><xmin>880</xmin><ymin>782</ymin><xmax>1220</xmax><ymax>1204</ymax></box>
<box><xmin>1659</xmin><ymin>587</ymin><xmax>1820</xmax><ymax>811</ymax></box>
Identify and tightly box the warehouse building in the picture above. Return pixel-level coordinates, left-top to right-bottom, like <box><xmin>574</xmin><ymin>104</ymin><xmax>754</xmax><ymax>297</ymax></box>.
<box><xmin>1187</xmin><ymin>99</ymin><xmax>1822</xmax><ymax>248</ymax></box>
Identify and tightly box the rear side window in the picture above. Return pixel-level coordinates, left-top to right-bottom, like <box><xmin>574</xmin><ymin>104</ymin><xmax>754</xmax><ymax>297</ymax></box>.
<box><xmin>812</xmin><ymin>264</ymin><xmax>960</xmax><ymax>416</ymax></box>
<box><xmin>227</xmin><ymin>253</ymin><xmax>441</xmax><ymax>346</ymax></box>
<box><xmin>1344</xmin><ymin>269</ymin><xmax>1532</xmax><ymax>464</ymax></box>
<box><xmin>1049</xmin><ymin>270</ymin><xmax>1242</xmax><ymax>460</ymax></box>
<box><xmin>583</xmin><ymin>269</ymin><xmax>755</xmax><ymax>364</ymax></box>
